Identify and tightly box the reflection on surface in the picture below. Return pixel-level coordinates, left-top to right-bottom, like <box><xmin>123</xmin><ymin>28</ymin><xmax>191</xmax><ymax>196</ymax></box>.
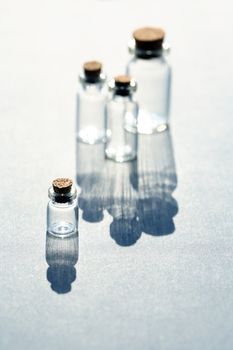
<box><xmin>76</xmin><ymin>130</ymin><xmax>178</xmax><ymax>245</ymax></box>
<box><xmin>46</xmin><ymin>231</ymin><xmax>79</xmax><ymax>294</ymax></box>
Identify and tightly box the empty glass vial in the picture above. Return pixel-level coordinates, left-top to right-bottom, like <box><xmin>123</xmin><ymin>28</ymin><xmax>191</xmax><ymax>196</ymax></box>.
<box><xmin>105</xmin><ymin>75</ymin><xmax>138</xmax><ymax>162</ymax></box>
<box><xmin>76</xmin><ymin>61</ymin><xmax>107</xmax><ymax>144</ymax></box>
<box><xmin>126</xmin><ymin>27</ymin><xmax>171</xmax><ymax>134</ymax></box>
<box><xmin>47</xmin><ymin>178</ymin><xmax>78</xmax><ymax>237</ymax></box>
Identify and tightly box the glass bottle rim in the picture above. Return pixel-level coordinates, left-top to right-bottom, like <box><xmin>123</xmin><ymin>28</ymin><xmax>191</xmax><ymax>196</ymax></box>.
<box><xmin>79</xmin><ymin>72</ymin><xmax>106</xmax><ymax>85</ymax></box>
<box><xmin>128</xmin><ymin>38</ymin><xmax>171</xmax><ymax>57</ymax></box>
<box><xmin>48</xmin><ymin>186</ymin><xmax>77</xmax><ymax>202</ymax></box>
<box><xmin>108</xmin><ymin>78</ymin><xmax>137</xmax><ymax>94</ymax></box>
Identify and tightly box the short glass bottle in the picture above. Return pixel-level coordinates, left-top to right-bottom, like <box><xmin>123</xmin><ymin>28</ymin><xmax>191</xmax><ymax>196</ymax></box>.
<box><xmin>76</xmin><ymin>61</ymin><xmax>107</xmax><ymax>144</ymax></box>
<box><xmin>105</xmin><ymin>75</ymin><xmax>138</xmax><ymax>162</ymax></box>
<box><xmin>126</xmin><ymin>27</ymin><xmax>171</xmax><ymax>134</ymax></box>
<box><xmin>47</xmin><ymin>178</ymin><xmax>78</xmax><ymax>237</ymax></box>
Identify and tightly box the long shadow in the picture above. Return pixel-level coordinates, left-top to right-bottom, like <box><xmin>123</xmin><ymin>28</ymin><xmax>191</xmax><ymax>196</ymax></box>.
<box><xmin>76</xmin><ymin>141</ymin><xmax>106</xmax><ymax>223</ymax></box>
<box><xmin>138</xmin><ymin>130</ymin><xmax>178</xmax><ymax>236</ymax></box>
<box><xmin>46</xmin><ymin>231</ymin><xmax>79</xmax><ymax>294</ymax></box>
<box><xmin>76</xmin><ymin>140</ymin><xmax>141</xmax><ymax>245</ymax></box>
<box><xmin>105</xmin><ymin>158</ymin><xmax>142</xmax><ymax>246</ymax></box>
<box><xmin>75</xmin><ymin>129</ymin><xmax>178</xmax><ymax>245</ymax></box>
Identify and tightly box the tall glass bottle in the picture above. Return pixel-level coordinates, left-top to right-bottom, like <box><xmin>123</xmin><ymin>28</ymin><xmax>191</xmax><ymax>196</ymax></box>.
<box><xmin>127</xmin><ymin>27</ymin><xmax>171</xmax><ymax>134</ymax></box>
<box><xmin>76</xmin><ymin>61</ymin><xmax>107</xmax><ymax>144</ymax></box>
<box><xmin>105</xmin><ymin>75</ymin><xmax>138</xmax><ymax>162</ymax></box>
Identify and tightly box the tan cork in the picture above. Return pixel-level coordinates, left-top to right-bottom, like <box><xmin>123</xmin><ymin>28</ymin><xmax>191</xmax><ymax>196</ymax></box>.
<box><xmin>114</xmin><ymin>75</ymin><xmax>132</xmax><ymax>86</ymax></box>
<box><xmin>52</xmin><ymin>178</ymin><xmax>73</xmax><ymax>194</ymax></box>
<box><xmin>83</xmin><ymin>61</ymin><xmax>102</xmax><ymax>73</ymax></box>
<box><xmin>133</xmin><ymin>27</ymin><xmax>165</xmax><ymax>42</ymax></box>
<box><xmin>133</xmin><ymin>27</ymin><xmax>165</xmax><ymax>51</ymax></box>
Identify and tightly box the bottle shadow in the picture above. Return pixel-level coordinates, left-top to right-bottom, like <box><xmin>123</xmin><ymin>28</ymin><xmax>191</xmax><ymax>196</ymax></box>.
<box><xmin>138</xmin><ymin>130</ymin><xmax>178</xmax><ymax>236</ymax></box>
<box><xmin>75</xmin><ymin>129</ymin><xmax>178</xmax><ymax>245</ymax></box>
<box><xmin>105</xmin><ymin>158</ymin><xmax>142</xmax><ymax>246</ymax></box>
<box><xmin>46</xmin><ymin>231</ymin><xmax>79</xmax><ymax>294</ymax></box>
<box><xmin>76</xmin><ymin>141</ymin><xmax>106</xmax><ymax>223</ymax></box>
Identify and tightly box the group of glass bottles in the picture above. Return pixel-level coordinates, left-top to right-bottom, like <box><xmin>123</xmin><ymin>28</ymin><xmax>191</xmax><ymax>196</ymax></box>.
<box><xmin>47</xmin><ymin>26</ymin><xmax>171</xmax><ymax>238</ymax></box>
<box><xmin>77</xmin><ymin>26</ymin><xmax>171</xmax><ymax>161</ymax></box>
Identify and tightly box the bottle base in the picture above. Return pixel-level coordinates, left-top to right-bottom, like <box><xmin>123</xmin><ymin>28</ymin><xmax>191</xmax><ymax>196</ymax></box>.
<box><xmin>48</xmin><ymin>222</ymin><xmax>76</xmax><ymax>238</ymax></box>
<box><xmin>77</xmin><ymin>127</ymin><xmax>106</xmax><ymax>145</ymax></box>
<box><xmin>105</xmin><ymin>147</ymin><xmax>137</xmax><ymax>163</ymax></box>
<box><xmin>137</xmin><ymin>109</ymin><xmax>169</xmax><ymax>134</ymax></box>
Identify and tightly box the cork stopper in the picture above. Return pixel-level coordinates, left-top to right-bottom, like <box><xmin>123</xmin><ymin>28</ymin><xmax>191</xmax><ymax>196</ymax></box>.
<box><xmin>83</xmin><ymin>61</ymin><xmax>102</xmax><ymax>82</ymax></box>
<box><xmin>114</xmin><ymin>75</ymin><xmax>132</xmax><ymax>87</ymax></box>
<box><xmin>133</xmin><ymin>27</ymin><xmax>165</xmax><ymax>51</ymax></box>
<box><xmin>52</xmin><ymin>178</ymin><xmax>73</xmax><ymax>194</ymax></box>
<box><xmin>109</xmin><ymin>75</ymin><xmax>136</xmax><ymax>96</ymax></box>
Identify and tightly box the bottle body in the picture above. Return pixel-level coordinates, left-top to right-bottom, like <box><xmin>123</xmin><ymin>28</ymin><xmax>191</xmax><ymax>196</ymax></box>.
<box><xmin>105</xmin><ymin>95</ymin><xmax>138</xmax><ymax>162</ymax></box>
<box><xmin>76</xmin><ymin>80</ymin><xmax>107</xmax><ymax>144</ymax></box>
<box><xmin>127</xmin><ymin>55</ymin><xmax>171</xmax><ymax>134</ymax></box>
<box><xmin>47</xmin><ymin>200</ymin><xmax>78</xmax><ymax>237</ymax></box>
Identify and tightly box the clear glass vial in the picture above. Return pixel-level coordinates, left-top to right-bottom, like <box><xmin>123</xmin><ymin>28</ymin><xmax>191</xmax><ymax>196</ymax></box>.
<box><xmin>126</xmin><ymin>27</ymin><xmax>171</xmax><ymax>134</ymax></box>
<box><xmin>47</xmin><ymin>178</ymin><xmax>78</xmax><ymax>237</ymax></box>
<box><xmin>105</xmin><ymin>75</ymin><xmax>138</xmax><ymax>162</ymax></box>
<box><xmin>76</xmin><ymin>60</ymin><xmax>107</xmax><ymax>144</ymax></box>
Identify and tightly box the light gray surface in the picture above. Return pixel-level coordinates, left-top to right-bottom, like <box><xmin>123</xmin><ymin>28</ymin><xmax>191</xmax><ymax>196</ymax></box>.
<box><xmin>1</xmin><ymin>0</ymin><xmax>233</xmax><ymax>349</ymax></box>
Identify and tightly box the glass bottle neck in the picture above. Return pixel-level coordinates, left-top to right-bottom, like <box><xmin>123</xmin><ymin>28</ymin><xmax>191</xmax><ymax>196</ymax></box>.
<box><xmin>112</xmin><ymin>93</ymin><xmax>133</xmax><ymax>101</ymax></box>
<box><xmin>81</xmin><ymin>81</ymin><xmax>105</xmax><ymax>92</ymax></box>
<box><xmin>134</xmin><ymin>49</ymin><xmax>164</xmax><ymax>59</ymax></box>
<box><xmin>48</xmin><ymin>186</ymin><xmax>77</xmax><ymax>204</ymax></box>
<box><xmin>50</xmin><ymin>199</ymin><xmax>76</xmax><ymax>206</ymax></box>
<box><xmin>79</xmin><ymin>73</ymin><xmax>106</xmax><ymax>90</ymax></box>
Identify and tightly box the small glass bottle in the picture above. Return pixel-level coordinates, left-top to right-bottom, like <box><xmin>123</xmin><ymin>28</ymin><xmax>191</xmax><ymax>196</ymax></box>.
<box><xmin>76</xmin><ymin>60</ymin><xmax>107</xmax><ymax>144</ymax></box>
<box><xmin>126</xmin><ymin>27</ymin><xmax>171</xmax><ymax>134</ymax></box>
<box><xmin>47</xmin><ymin>178</ymin><xmax>78</xmax><ymax>237</ymax></box>
<box><xmin>105</xmin><ymin>75</ymin><xmax>138</xmax><ymax>162</ymax></box>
